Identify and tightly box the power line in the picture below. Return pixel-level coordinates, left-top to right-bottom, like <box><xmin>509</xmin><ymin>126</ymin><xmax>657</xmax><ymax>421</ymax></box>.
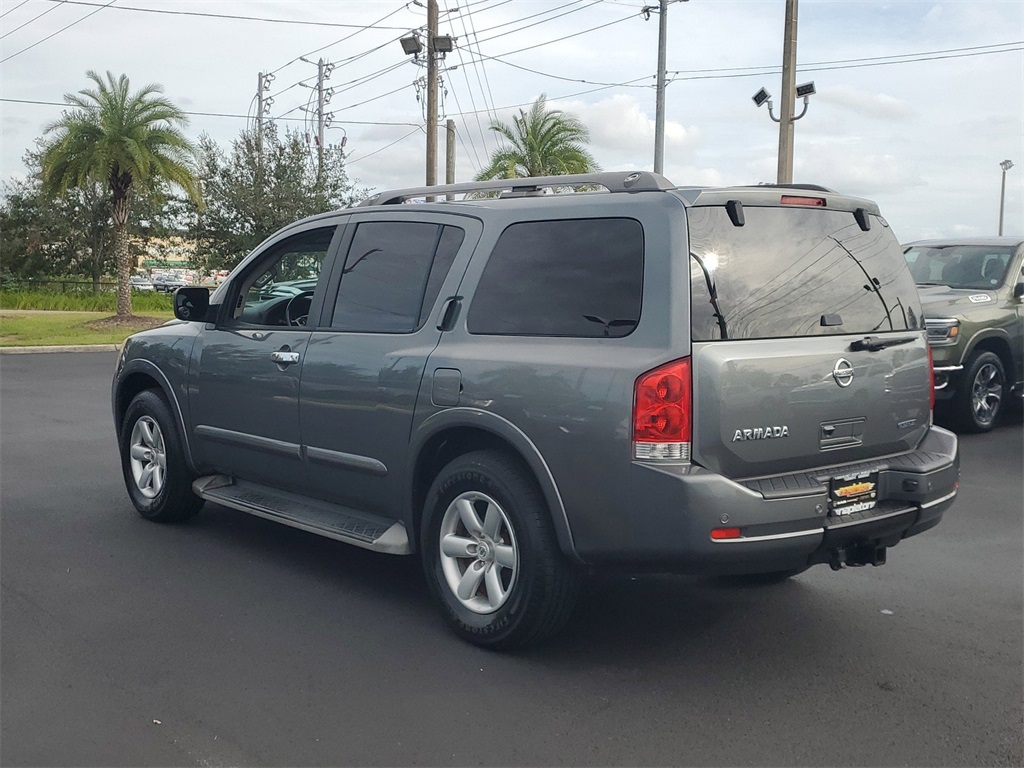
<box><xmin>0</xmin><ymin>0</ymin><xmax>61</xmax><ymax>39</ymax></box>
<box><xmin>0</xmin><ymin>0</ymin><xmax>33</xmax><ymax>20</ymax></box>
<box><xmin>1</xmin><ymin>0</ymin><xmax>116</xmax><ymax>64</ymax></box>
<box><xmin>445</xmin><ymin>5</ymin><xmax>491</xmax><ymax>163</ymax></box>
<box><xmin>346</xmin><ymin>126</ymin><xmax>423</xmax><ymax>166</ymax></box>
<box><xmin>41</xmin><ymin>0</ymin><xmax>411</xmax><ymax>30</ymax></box>
<box><xmin>0</xmin><ymin>97</ymin><xmax>421</xmax><ymax>126</ymax></box>
<box><xmin>470</xmin><ymin>0</ymin><xmax>601</xmax><ymax>38</ymax></box>
<box><xmin>462</xmin><ymin>2</ymin><xmax>499</xmax><ymax>121</ymax></box>
<box><xmin>269</xmin><ymin>1</ymin><xmax>412</xmax><ymax>78</ymax></box>
<box><xmin>466</xmin><ymin>50</ymin><xmax>653</xmax><ymax>88</ymax></box>
<box><xmin>667</xmin><ymin>43</ymin><xmax>1023</xmax><ymax>83</ymax></box>
<box><xmin>472</xmin><ymin>6</ymin><xmax>636</xmax><ymax>48</ymax></box>
<box><xmin>667</xmin><ymin>40</ymin><xmax>1023</xmax><ymax>76</ymax></box>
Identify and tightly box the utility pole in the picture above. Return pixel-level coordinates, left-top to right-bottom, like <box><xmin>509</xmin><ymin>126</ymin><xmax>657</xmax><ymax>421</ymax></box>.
<box><xmin>257</xmin><ymin>72</ymin><xmax>265</xmax><ymax>156</ymax></box>
<box><xmin>317</xmin><ymin>58</ymin><xmax>327</xmax><ymax>184</ymax></box>
<box><xmin>446</xmin><ymin>119</ymin><xmax>456</xmax><ymax>200</ymax></box>
<box><xmin>777</xmin><ymin>0</ymin><xmax>799</xmax><ymax>184</ymax></box>
<box><xmin>654</xmin><ymin>0</ymin><xmax>668</xmax><ymax>175</ymax></box>
<box><xmin>426</xmin><ymin>0</ymin><xmax>439</xmax><ymax>189</ymax></box>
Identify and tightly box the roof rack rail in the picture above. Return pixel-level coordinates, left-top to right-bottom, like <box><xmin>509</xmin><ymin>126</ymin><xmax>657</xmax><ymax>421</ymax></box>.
<box><xmin>357</xmin><ymin>171</ymin><xmax>675</xmax><ymax>207</ymax></box>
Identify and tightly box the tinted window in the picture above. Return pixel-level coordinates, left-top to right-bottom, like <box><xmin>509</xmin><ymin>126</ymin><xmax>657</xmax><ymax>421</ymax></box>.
<box><xmin>419</xmin><ymin>225</ymin><xmax>465</xmax><ymax>326</ymax></box>
<box><xmin>467</xmin><ymin>218</ymin><xmax>644</xmax><ymax>337</ymax></box>
<box><xmin>689</xmin><ymin>207</ymin><xmax>922</xmax><ymax>341</ymax></box>
<box><xmin>331</xmin><ymin>222</ymin><xmax>463</xmax><ymax>333</ymax></box>
<box><xmin>904</xmin><ymin>244</ymin><xmax>1015</xmax><ymax>289</ymax></box>
<box><xmin>234</xmin><ymin>227</ymin><xmax>336</xmax><ymax>326</ymax></box>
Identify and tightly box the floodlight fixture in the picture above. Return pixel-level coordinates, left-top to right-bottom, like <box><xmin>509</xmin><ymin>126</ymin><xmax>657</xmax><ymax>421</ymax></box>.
<box><xmin>795</xmin><ymin>81</ymin><xmax>816</xmax><ymax>98</ymax></box>
<box><xmin>433</xmin><ymin>35</ymin><xmax>454</xmax><ymax>53</ymax></box>
<box><xmin>1000</xmin><ymin>159</ymin><xmax>1014</xmax><ymax>172</ymax></box>
<box><xmin>400</xmin><ymin>34</ymin><xmax>423</xmax><ymax>55</ymax></box>
<box><xmin>752</xmin><ymin>87</ymin><xmax>772</xmax><ymax>108</ymax></box>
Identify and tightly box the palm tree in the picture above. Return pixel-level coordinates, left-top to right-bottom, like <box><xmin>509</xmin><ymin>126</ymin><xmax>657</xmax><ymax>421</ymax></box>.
<box><xmin>476</xmin><ymin>94</ymin><xmax>600</xmax><ymax>180</ymax></box>
<box><xmin>41</xmin><ymin>71</ymin><xmax>200</xmax><ymax>318</ymax></box>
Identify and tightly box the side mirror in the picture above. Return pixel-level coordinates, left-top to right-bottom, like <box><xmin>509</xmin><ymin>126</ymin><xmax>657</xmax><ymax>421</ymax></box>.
<box><xmin>1013</xmin><ymin>282</ymin><xmax>1024</xmax><ymax>300</ymax></box>
<box><xmin>173</xmin><ymin>286</ymin><xmax>211</xmax><ymax>322</ymax></box>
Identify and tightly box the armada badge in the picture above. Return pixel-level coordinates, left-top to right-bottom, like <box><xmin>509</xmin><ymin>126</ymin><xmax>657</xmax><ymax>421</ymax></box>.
<box><xmin>733</xmin><ymin>425</ymin><xmax>790</xmax><ymax>442</ymax></box>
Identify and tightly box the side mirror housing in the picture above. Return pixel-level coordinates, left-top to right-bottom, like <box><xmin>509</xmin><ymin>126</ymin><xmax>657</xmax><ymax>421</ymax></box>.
<box><xmin>173</xmin><ymin>287</ymin><xmax>211</xmax><ymax>322</ymax></box>
<box><xmin>1013</xmin><ymin>282</ymin><xmax>1024</xmax><ymax>300</ymax></box>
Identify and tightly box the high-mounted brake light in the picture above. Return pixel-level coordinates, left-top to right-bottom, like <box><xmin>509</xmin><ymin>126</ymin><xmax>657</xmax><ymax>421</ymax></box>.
<box><xmin>633</xmin><ymin>357</ymin><xmax>691</xmax><ymax>461</ymax></box>
<box><xmin>780</xmin><ymin>195</ymin><xmax>826</xmax><ymax>207</ymax></box>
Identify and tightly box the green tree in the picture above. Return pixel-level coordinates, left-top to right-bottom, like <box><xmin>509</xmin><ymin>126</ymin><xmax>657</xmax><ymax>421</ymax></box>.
<box><xmin>476</xmin><ymin>94</ymin><xmax>600</xmax><ymax>180</ymax></box>
<box><xmin>1</xmin><ymin>145</ymin><xmax>111</xmax><ymax>289</ymax></box>
<box><xmin>40</xmin><ymin>70</ymin><xmax>200</xmax><ymax>317</ymax></box>
<box><xmin>187</xmin><ymin>124</ymin><xmax>365</xmax><ymax>272</ymax></box>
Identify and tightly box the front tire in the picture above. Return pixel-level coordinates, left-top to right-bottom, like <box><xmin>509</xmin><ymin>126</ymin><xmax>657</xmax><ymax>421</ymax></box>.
<box><xmin>420</xmin><ymin>450</ymin><xmax>579</xmax><ymax>650</ymax></box>
<box><xmin>119</xmin><ymin>389</ymin><xmax>203</xmax><ymax>523</ymax></box>
<box><xmin>953</xmin><ymin>350</ymin><xmax>1005</xmax><ymax>433</ymax></box>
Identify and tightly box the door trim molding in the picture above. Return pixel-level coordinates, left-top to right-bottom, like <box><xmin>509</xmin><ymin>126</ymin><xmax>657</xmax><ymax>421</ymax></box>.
<box><xmin>194</xmin><ymin>424</ymin><xmax>302</xmax><ymax>459</ymax></box>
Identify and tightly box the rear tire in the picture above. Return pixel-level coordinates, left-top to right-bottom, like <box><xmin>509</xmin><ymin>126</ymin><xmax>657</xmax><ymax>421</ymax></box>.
<box><xmin>953</xmin><ymin>350</ymin><xmax>1005</xmax><ymax>433</ymax></box>
<box><xmin>420</xmin><ymin>450</ymin><xmax>579</xmax><ymax>650</ymax></box>
<box><xmin>119</xmin><ymin>389</ymin><xmax>203</xmax><ymax>523</ymax></box>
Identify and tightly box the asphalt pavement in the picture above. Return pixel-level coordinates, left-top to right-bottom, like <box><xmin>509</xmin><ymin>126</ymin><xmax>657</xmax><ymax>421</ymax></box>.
<box><xmin>2</xmin><ymin>352</ymin><xmax>1021</xmax><ymax>767</ymax></box>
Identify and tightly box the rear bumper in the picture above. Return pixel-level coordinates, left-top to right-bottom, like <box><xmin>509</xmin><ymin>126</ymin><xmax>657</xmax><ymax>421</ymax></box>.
<box><xmin>575</xmin><ymin>426</ymin><xmax>959</xmax><ymax>574</ymax></box>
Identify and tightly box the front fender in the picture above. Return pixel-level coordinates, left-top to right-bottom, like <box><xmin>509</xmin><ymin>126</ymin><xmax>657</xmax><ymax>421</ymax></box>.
<box><xmin>113</xmin><ymin>337</ymin><xmax>198</xmax><ymax>473</ymax></box>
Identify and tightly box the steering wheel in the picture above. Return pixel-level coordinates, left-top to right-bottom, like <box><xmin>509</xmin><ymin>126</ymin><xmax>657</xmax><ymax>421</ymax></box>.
<box><xmin>284</xmin><ymin>291</ymin><xmax>315</xmax><ymax>326</ymax></box>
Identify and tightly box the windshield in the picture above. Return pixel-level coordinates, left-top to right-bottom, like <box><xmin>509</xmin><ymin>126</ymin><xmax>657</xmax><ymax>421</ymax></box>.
<box><xmin>688</xmin><ymin>206</ymin><xmax>922</xmax><ymax>341</ymax></box>
<box><xmin>904</xmin><ymin>244</ymin><xmax>1014</xmax><ymax>289</ymax></box>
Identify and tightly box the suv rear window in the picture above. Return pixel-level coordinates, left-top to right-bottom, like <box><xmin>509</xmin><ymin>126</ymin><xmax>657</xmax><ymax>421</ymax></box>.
<box><xmin>467</xmin><ymin>218</ymin><xmax>643</xmax><ymax>337</ymax></box>
<box><xmin>688</xmin><ymin>206</ymin><xmax>921</xmax><ymax>341</ymax></box>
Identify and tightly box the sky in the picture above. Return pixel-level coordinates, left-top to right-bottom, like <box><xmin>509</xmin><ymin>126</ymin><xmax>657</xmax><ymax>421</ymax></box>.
<box><xmin>1</xmin><ymin>0</ymin><xmax>1022</xmax><ymax>242</ymax></box>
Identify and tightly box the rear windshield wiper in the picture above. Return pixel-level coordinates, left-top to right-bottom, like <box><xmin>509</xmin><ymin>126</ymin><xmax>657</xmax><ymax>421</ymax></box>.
<box><xmin>850</xmin><ymin>335</ymin><xmax>917</xmax><ymax>352</ymax></box>
<box><xmin>690</xmin><ymin>251</ymin><xmax>729</xmax><ymax>340</ymax></box>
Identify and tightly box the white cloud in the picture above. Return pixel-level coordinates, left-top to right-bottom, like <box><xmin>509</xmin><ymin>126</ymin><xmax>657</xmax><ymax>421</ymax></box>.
<box><xmin>816</xmin><ymin>86</ymin><xmax>914</xmax><ymax>121</ymax></box>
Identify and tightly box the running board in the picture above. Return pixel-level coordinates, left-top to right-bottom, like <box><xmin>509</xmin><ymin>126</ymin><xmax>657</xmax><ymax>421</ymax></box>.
<box><xmin>192</xmin><ymin>476</ymin><xmax>410</xmax><ymax>554</ymax></box>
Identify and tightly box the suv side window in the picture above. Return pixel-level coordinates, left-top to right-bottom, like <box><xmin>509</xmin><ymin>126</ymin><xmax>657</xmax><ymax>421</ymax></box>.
<box><xmin>231</xmin><ymin>226</ymin><xmax>336</xmax><ymax>327</ymax></box>
<box><xmin>330</xmin><ymin>221</ymin><xmax>465</xmax><ymax>333</ymax></box>
<box><xmin>467</xmin><ymin>218</ymin><xmax>644</xmax><ymax>337</ymax></box>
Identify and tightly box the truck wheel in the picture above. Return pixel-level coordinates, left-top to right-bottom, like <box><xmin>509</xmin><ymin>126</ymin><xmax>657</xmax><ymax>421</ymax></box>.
<box><xmin>119</xmin><ymin>390</ymin><xmax>204</xmax><ymax>523</ymax></box>
<box><xmin>421</xmin><ymin>450</ymin><xmax>579</xmax><ymax>650</ymax></box>
<box><xmin>954</xmin><ymin>351</ymin><xmax>1005</xmax><ymax>433</ymax></box>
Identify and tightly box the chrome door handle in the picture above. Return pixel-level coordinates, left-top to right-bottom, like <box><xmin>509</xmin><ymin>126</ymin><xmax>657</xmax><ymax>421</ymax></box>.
<box><xmin>270</xmin><ymin>350</ymin><xmax>300</xmax><ymax>365</ymax></box>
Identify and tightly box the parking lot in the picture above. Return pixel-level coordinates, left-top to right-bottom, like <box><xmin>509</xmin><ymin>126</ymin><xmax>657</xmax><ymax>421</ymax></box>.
<box><xmin>2</xmin><ymin>351</ymin><xmax>1021</xmax><ymax>766</ymax></box>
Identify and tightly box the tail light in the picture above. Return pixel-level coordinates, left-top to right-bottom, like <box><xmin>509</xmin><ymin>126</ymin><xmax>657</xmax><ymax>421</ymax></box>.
<box><xmin>633</xmin><ymin>357</ymin><xmax>691</xmax><ymax>461</ymax></box>
<box><xmin>927</xmin><ymin>345</ymin><xmax>935</xmax><ymax>412</ymax></box>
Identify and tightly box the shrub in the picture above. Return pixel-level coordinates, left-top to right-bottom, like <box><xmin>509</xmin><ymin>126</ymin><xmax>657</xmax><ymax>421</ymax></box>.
<box><xmin>0</xmin><ymin>289</ymin><xmax>174</xmax><ymax>313</ymax></box>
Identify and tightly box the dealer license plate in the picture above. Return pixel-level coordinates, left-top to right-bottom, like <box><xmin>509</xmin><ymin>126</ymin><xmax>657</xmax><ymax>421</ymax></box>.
<box><xmin>829</xmin><ymin>471</ymin><xmax>879</xmax><ymax>516</ymax></box>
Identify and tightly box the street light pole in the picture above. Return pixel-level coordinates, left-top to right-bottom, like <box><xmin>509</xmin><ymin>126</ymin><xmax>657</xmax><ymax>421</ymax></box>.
<box><xmin>999</xmin><ymin>159</ymin><xmax>1014</xmax><ymax>236</ymax></box>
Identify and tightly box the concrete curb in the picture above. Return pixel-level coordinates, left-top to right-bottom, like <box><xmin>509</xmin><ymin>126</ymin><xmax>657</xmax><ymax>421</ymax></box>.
<box><xmin>0</xmin><ymin>344</ymin><xmax>120</xmax><ymax>355</ymax></box>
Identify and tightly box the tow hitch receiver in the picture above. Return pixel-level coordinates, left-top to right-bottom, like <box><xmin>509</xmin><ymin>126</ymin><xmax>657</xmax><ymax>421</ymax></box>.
<box><xmin>830</xmin><ymin>544</ymin><xmax>888</xmax><ymax>570</ymax></box>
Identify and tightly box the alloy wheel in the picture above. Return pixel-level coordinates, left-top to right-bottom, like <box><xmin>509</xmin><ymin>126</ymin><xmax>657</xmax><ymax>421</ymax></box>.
<box><xmin>129</xmin><ymin>416</ymin><xmax>166</xmax><ymax>499</ymax></box>
<box><xmin>438</xmin><ymin>491</ymin><xmax>519</xmax><ymax>614</ymax></box>
<box><xmin>971</xmin><ymin>362</ymin><xmax>1003</xmax><ymax>426</ymax></box>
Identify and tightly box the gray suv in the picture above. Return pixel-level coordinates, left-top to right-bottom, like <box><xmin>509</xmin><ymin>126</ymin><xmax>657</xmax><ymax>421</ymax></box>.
<box><xmin>113</xmin><ymin>172</ymin><xmax>959</xmax><ymax>649</ymax></box>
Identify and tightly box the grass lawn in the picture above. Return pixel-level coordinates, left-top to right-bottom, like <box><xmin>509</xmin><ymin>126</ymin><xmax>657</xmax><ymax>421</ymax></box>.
<box><xmin>0</xmin><ymin>311</ymin><xmax>174</xmax><ymax>347</ymax></box>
